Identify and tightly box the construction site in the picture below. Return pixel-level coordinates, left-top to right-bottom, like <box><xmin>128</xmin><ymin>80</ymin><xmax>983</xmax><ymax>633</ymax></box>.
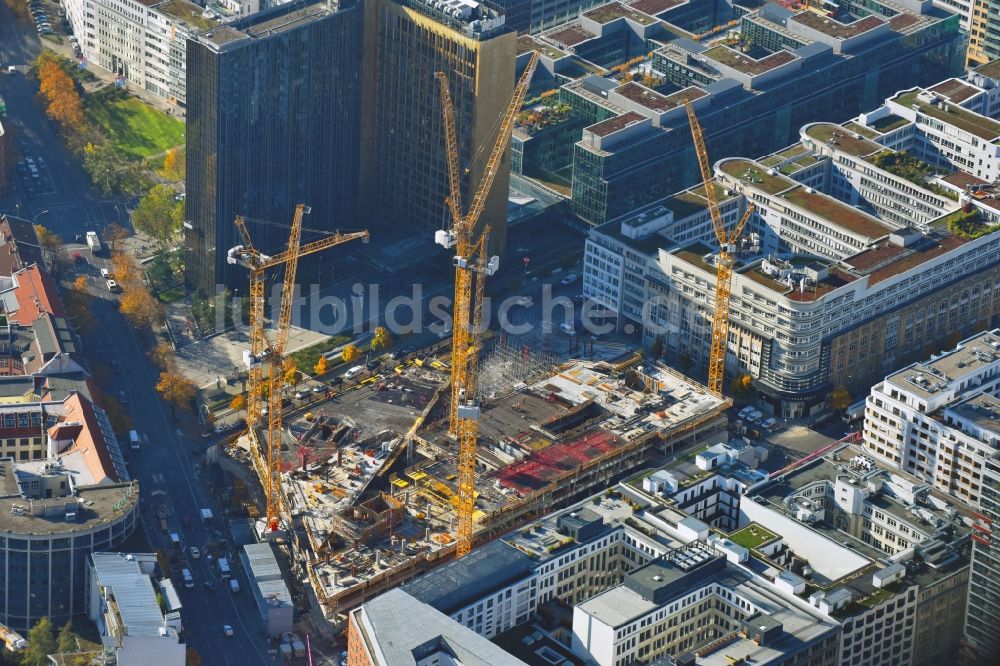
<box><xmin>228</xmin><ymin>343</ymin><xmax>728</xmax><ymax>626</ymax></box>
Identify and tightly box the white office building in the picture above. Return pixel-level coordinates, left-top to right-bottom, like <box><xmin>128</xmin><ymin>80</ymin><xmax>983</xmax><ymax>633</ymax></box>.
<box><xmin>863</xmin><ymin>329</ymin><xmax>1000</xmax><ymax>509</ymax></box>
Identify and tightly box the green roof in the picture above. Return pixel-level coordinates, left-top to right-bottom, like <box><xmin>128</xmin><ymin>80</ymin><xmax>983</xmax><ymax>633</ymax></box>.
<box><xmin>782</xmin><ymin>186</ymin><xmax>890</xmax><ymax>238</ymax></box>
<box><xmin>894</xmin><ymin>90</ymin><xmax>1000</xmax><ymax>141</ymax></box>
<box><xmin>719</xmin><ymin>158</ymin><xmax>794</xmax><ymax>195</ymax></box>
<box><xmin>805</xmin><ymin>123</ymin><xmax>882</xmax><ymax>158</ymax></box>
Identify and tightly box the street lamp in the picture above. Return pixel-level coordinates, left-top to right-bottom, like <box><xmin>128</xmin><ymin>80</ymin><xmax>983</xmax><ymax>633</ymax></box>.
<box><xmin>32</xmin><ymin>209</ymin><xmax>50</xmax><ymax>225</ymax></box>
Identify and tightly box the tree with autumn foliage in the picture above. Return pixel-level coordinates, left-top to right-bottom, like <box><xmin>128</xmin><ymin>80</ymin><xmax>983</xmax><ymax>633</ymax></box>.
<box><xmin>341</xmin><ymin>344</ymin><xmax>360</xmax><ymax>363</ymax></box>
<box><xmin>65</xmin><ymin>277</ymin><xmax>96</xmax><ymax>332</ymax></box>
<box><xmin>120</xmin><ymin>287</ymin><xmax>163</xmax><ymax>329</ymax></box>
<box><xmin>370</xmin><ymin>326</ymin><xmax>391</xmax><ymax>351</ymax></box>
<box><xmin>230</xmin><ymin>394</ymin><xmax>246</xmax><ymax>415</ymax></box>
<box><xmin>283</xmin><ymin>358</ymin><xmax>299</xmax><ymax>387</ymax></box>
<box><xmin>38</xmin><ymin>61</ymin><xmax>84</xmax><ymax>130</ymax></box>
<box><xmin>162</xmin><ymin>147</ymin><xmax>185</xmax><ymax>181</ymax></box>
<box><xmin>829</xmin><ymin>386</ymin><xmax>852</xmax><ymax>411</ymax></box>
<box><xmin>313</xmin><ymin>355</ymin><xmax>329</xmax><ymax>376</ymax></box>
<box><xmin>34</xmin><ymin>224</ymin><xmax>68</xmax><ymax>277</ymax></box>
<box><xmin>156</xmin><ymin>371</ymin><xmax>196</xmax><ymax>415</ymax></box>
<box><xmin>149</xmin><ymin>341</ymin><xmax>175</xmax><ymax>370</ymax></box>
<box><xmin>110</xmin><ymin>252</ymin><xmax>141</xmax><ymax>286</ymax></box>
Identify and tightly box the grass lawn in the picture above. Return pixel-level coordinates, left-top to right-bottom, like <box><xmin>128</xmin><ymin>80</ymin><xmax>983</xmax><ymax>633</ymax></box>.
<box><xmin>86</xmin><ymin>89</ymin><xmax>184</xmax><ymax>160</ymax></box>
<box><xmin>288</xmin><ymin>335</ymin><xmax>353</xmax><ymax>371</ymax></box>
<box><xmin>729</xmin><ymin>523</ymin><xmax>777</xmax><ymax>550</ymax></box>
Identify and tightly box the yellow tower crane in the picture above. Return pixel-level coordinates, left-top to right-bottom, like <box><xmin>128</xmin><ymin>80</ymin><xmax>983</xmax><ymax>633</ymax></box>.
<box><xmin>228</xmin><ymin>206</ymin><xmax>369</xmax><ymax>531</ymax></box>
<box><xmin>683</xmin><ymin>99</ymin><xmax>755</xmax><ymax>397</ymax></box>
<box><xmin>436</xmin><ymin>51</ymin><xmax>539</xmax><ymax>558</ymax></box>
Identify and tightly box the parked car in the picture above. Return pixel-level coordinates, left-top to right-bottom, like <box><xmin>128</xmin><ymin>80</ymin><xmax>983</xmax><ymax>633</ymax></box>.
<box><xmin>761</xmin><ymin>417</ymin><xmax>777</xmax><ymax>430</ymax></box>
<box><xmin>100</xmin><ymin>268</ymin><xmax>110</xmax><ymax>278</ymax></box>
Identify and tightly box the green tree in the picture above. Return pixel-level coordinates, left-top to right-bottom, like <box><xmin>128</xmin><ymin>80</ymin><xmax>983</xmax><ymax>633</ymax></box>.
<box><xmin>371</xmin><ymin>326</ymin><xmax>391</xmax><ymax>351</ymax></box>
<box><xmin>23</xmin><ymin>617</ymin><xmax>56</xmax><ymax>666</ymax></box>
<box><xmin>57</xmin><ymin>621</ymin><xmax>76</xmax><ymax>654</ymax></box>
<box><xmin>829</xmin><ymin>386</ymin><xmax>852</xmax><ymax>411</ymax></box>
<box><xmin>131</xmin><ymin>185</ymin><xmax>184</xmax><ymax>249</ymax></box>
<box><xmin>83</xmin><ymin>142</ymin><xmax>119</xmax><ymax>196</ymax></box>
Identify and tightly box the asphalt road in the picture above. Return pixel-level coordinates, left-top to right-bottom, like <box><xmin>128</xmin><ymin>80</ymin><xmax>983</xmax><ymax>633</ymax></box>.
<box><xmin>84</xmin><ymin>289</ymin><xmax>272</xmax><ymax>664</ymax></box>
<box><xmin>0</xmin><ymin>2</ymin><xmax>129</xmax><ymax>239</ymax></box>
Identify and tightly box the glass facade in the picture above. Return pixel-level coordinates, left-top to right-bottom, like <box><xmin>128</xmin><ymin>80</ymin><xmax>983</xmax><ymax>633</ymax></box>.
<box><xmin>184</xmin><ymin>1</ymin><xmax>364</xmax><ymax>293</ymax></box>
<box><xmin>572</xmin><ymin>14</ymin><xmax>964</xmax><ymax>225</ymax></box>
<box><xmin>0</xmin><ymin>509</ymin><xmax>136</xmax><ymax>633</ymax></box>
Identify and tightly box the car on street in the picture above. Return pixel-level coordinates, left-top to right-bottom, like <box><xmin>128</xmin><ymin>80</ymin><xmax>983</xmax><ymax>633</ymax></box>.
<box><xmin>311</xmin><ymin>385</ymin><xmax>323</xmax><ymax>393</ymax></box>
<box><xmin>72</xmin><ymin>253</ymin><xmax>85</xmax><ymax>264</ymax></box>
<box><xmin>437</xmin><ymin>325</ymin><xmax>452</xmax><ymax>339</ymax></box>
<box><xmin>189</xmin><ymin>546</ymin><xmax>200</xmax><ymax>559</ymax></box>
<box><xmin>100</xmin><ymin>268</ymin><xmax>110</xmax><ymax>278</ymax></box>
<box><xmin>203</xmin><ymin>580</ymin><xmax>216</xmax><ymax>592</ymax></box>
<box><xmin>106</xmin><ymin>279</ymin><xmax>119</xmax><ymax>292</ymax></box>
<box><xmin>560</xmin><ymin>273</ymin><xmax>578</xmax><ymax>286</ymax></box>
<box><xmin>572</xmin><ymin>293</ymin><xmax>586</xmax><ymax>304</ymax></box>
<box><xmin>222</xmin><ymin>624</ymin><xmax>234</xmax><ymax>637</ymax></box>
<box><xmin>118</xmin><ymin>390</ymin><xmax>128</xmax><ymax>405</ymax></box>
<box><xmin>515</xmin><ymin>295</ymin><xmax>533</xmax><ymax>307</ymax></box>
<box><xmin>559</xmin><ymin>322</ymin><xmax>575</xmax><ymax>334</ymax></box>
<box><xmin>294</xmin><ymin>391</ymin><xmax>306</xmax><ymax>399</ymax></box>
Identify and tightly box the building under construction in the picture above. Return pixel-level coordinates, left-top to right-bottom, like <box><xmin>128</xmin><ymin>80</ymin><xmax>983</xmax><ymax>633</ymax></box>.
<box><xmin>233</xmin><ymin>346</ymin><xmax>728</xmax><ymax>626</ymax></box>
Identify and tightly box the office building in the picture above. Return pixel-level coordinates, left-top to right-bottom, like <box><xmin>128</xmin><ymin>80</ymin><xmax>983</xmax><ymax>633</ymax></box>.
<box><xmin>86</xmin><ymin>552</ymin><xmax>184</xmax><ymax>666</ymax></box>
<box><xmin>184</xmin><ymin>0</ymin><xmax>363</xmax><ymax>293</ymax></box>
<box><xmin>965</xmin><ymin>0</ymin><xmax>1000</xmax><ymax>66</ymax></box>
<box><xmin>0</xmin><ymin>441</ymin><xmax>137</xmax><ymax>631</ymax></box>
<box><xmin>347</xmin><ymin>588</ymin><xmax>530</xmax><ymax>665</ymax></box>
<box><xmin>964</xmin><ymin>457</ymin><xmax>1000</xmax><ymax>661</ymax></box>
<box><xmin>738</xmin><ymin>445</ymin><xmax>971</xmax><ymax>666</ymax></box>
<box><xmin>573</xmin><ymin>552</ymin><xmax>840</xmax><ymax>666</ymax></box>
<box><xmin>863</xmin><ymin>329</ymin><xmax>1000</xmax><ymax>510</ymax></box>
<box><xmin>359</xmin><ymin>0</ymin><xmax>516</xmax><ymax>256</ymax></box>
<box><xmin>527</xmin><ymin>0</ymin><xmax>963</xmax><ymax>226</ymax></box>
<box><xmin>62</xmin><ymin>0</ymin><xmax>236</xmax><ymax>104</ymax></box>
<box><xmin>582</xmin><ymin>63</ymin><xmax>1000</xmax><ymax>417</ymax></box>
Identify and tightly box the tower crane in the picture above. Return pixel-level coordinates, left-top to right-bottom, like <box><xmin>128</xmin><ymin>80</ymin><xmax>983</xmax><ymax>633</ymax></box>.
<box><xmin>228</xmin><ymin>206</ymin><xmax>369</xmax><ymax>531</ymax></box>
<box><xmin>683</xmin><ymin>99</ymin><xmax>755</xmax><ymax>397</ymax></box>
<box><xmin>436</xmin><ymin>51</ymin><xmax>539</xmax><ymax>558</ymax></box>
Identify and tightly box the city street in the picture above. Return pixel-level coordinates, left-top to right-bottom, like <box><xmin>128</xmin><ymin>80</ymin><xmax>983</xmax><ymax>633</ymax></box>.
<box><xmin>85</xmin><ymin>287</ymin><xmax>271</xmax><ymax>664</ymax></box>
<box><xmin>0</xmin><ymin>0</ymin><xmax>130</xmax><ymax>240</ymax></box>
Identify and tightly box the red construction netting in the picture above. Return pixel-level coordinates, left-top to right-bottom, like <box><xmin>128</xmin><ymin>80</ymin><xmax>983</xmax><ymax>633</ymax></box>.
<box><xmin>497</xmin><ymin>429</ymin><xmax>620</xmax><ymax>494</ymax></box>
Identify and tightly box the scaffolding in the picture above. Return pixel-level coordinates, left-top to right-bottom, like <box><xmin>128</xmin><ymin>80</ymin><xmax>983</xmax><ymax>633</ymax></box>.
<box><xmin>478</xmin><ymin>335</ymin><xmax>558</xmax><ymax>400</ymax></box>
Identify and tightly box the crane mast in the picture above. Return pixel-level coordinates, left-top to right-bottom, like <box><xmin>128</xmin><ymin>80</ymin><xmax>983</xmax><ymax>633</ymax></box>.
<box><xmin>683</xmin><ymin>99</ymin><xmax>754</xmax><ymax>397</ymax></box>
<box><xmin>228</xmin><ymin>207</ymin><xmax>369</xmax><ymax>531</ymax></box>
<box><xmin>436</xmin><ymin>52</ymin><xmax>539</xmax><ymax>558</ymax></box>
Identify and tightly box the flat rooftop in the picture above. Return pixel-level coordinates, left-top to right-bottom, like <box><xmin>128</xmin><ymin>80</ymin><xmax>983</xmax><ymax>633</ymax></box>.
<box><xmin>805</xmin><ymin>123</ymin><xmax>883</xmax><ymax>158</ymax></box>
<box><xmin>544</xmin><ymin>24</ymin><xmax>597</xmax><ymax>47</ymax></box>
<box><xmin>975</xmin><ymin>59</ymin><xmax>1000</xmax><ymax>81</ymax></box>
<box><xmin>627</xmin><ymin>0</ymin><xmax>684</xmax><ymax>15</ymax></box>
<box><xmin>155</xmin><ymin>0</ymin><xmax>218</xmax><ymax>29</ymax></box>
<box><xmin>842</xmin><ymin>232</ymin><xmax>967</xmax><ymax>286</ymax></box>
<box><xmin>720</xmin><ymin>158</ymin><xmax>795</xmax><ymax>195</ymax></box>
<box><xmin>703</xmin><ymin>45</ymin><xmax>797</xmax><ymax>75</ymax></box>
<box><xmin>582</xmin><ymin>1</ymin><xmax>655</xmax><ymax>25</ymax></box>
<box><xmin>517</xmin><ymin>35</ymin><xmax>566</xmax><ymax>59</ymax></box>
<box><xmin>195</xmin><ymin>2</ymin><xmax>338</xmax><ymax>48</ymax></box>
<box><xmin>893</xmin><ymin>89</ymin><xmax>1000</xmax><ymax>142</ymax></box>
<box><xmin>886</xmin><ymin>330</ymin><xmax>1000</xmax><ymax>399</ymax></box>
<box><xmin>0</xmin><ymin>468</ymin><xmax>137</xmax><ymax>535</ymax></box>
<box><xmin>614</xmin><ymin>82</ymin><xmax>705</xmax><ymax>112</ymax></box>
<box><xmin>781</xmin><ymin>186</ymin><xmax>891</xmax><ymax>239</ymax></box>
<box><xmin>587</xmin><ymin>111</ymin><xmax>646</xmax><ymax>137</ymax></box>
<box><xmin>790</xmin><ymin>11</ymin><xmax>884</xmax><ymax>39</ymax></box>
<box><xmin>929</xmin><ymin>79</ymin><xmax>981</xmax><ymax>105</ymax></box>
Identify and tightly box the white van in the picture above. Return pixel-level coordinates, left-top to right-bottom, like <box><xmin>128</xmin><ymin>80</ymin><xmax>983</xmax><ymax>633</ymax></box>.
<box><xmin>344</xmin><ymin>365</ymin><xmax>364</xmax><ymax>380</ymax></box>
<box><xmin>129</xmin><ymin>430</ymin><xmax>140</xmax><ymax>451</ymax></box>
<box><xmin>182</xmin><ymin>569</ymin><xmax>194</xmax><ymax>589</ymax></box>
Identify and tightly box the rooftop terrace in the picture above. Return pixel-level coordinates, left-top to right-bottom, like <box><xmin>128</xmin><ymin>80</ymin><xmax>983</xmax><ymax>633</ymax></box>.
<box><xmin>894</xmin><ymin>90</ymin><xmax>1000</xmax><ymax>142</ymax></box>
<box><xmin>587</xmin><ymin>111</ymin><xmax>646</xmax><ymax>137</ymax></box>
<box><xmin>544</xmin><ymin>24</ymin><xmax>597</xmax><ymax>47</ymax></box>
<box><xmin>517</xmin><ymin>35</ymin><xmax>566</xmax><ymax>59</ymax></box>
<box><xmin>156</xmin><ymin>0</ymin><xmax>218</xmax><ymax>29</ymax></box>
<box><xmin>843</xmin><ymin>233</ymin><xmax>967</xmax><ymax>285</ymax></box>
<box><xmin>790</xmin><ymin>11</ymin><xmax>884</xmax><ymax>39</ymax></box>
<box><xmin>782</xmin><ymin>186</ymin><xmax>891</xmax><ymax>239</ymax></box>
<box><xmin>582</xmin><ymin>1</ymin><xmax>656</xmax><ymax>25</ymax></box>
<box><xmin>614</xmin><ymin>82</ymin><xmax>704</xmax><ymax>111</ymax></box>
<box><xmin>805</xmin><ymin>123</ymin><xmax>883</xmax><ymax>158</ymax></box>
<box><xmin>719</xmin><ymin>158</ymin><xmax>794</xmax><ymax>195</ymax></box>
<box><xmin>703</xmin><ymin>45</ymin><xmax>797</xmax><ymax>75</ymax></box>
